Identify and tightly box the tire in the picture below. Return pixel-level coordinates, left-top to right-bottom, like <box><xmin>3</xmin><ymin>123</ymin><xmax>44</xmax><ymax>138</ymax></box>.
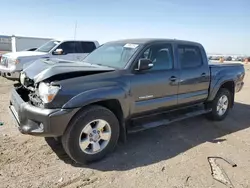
<box><xmin>206</xmin><ymin>88</ymin><xmax>232</xmax><ymax>121</ymax></box>
<box><xmin>62</xmin><ymin>105</ymin><xmax>120</xmax><ymax>164</ymax></box>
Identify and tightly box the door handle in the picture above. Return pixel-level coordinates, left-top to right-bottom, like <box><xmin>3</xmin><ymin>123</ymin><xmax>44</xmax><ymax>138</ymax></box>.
<box><xmin>201</xmin><ymin>73</ymin><xmax>206</xmax><ymax>77</ymax></box>
<box><xmin>169</xmin><ymin>76</ymin><xmax>177</xmax><ymax>82</ymax></box>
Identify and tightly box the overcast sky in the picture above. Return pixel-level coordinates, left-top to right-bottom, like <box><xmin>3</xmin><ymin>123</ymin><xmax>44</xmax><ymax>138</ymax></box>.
<box><xmin>1</xmin><ymin>0</ymin><xmax>250</xmax><ymax>55</ymax></box>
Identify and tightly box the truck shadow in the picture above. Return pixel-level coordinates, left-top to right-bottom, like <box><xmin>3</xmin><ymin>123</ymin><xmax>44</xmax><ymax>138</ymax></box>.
<box><xmin>45</xmin><ymin>102</ymin><xmax>250</xmax><ymax>171</ymax></box>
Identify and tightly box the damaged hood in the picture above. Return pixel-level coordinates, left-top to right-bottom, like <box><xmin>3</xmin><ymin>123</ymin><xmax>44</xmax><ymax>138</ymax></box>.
<box><xmin>23</xmin><ymin>58</ymin><xmax>115</xmax><ymax>83</ymax></box>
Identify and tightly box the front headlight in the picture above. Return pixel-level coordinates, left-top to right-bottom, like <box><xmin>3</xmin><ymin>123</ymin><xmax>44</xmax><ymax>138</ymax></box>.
<box><xmin>20</xmin><ymin>72</ymin><xmax>26</xmax><ymax>85</ymax></box>
<box><xmin>38</xmin><ymin>82</ymin><xmax>60</xmax><ymax>103</ymax></box>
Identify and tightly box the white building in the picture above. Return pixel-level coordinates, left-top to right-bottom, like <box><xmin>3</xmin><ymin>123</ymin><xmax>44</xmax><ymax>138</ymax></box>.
<box><xmin>0</xmin><ymin>35</ymin><xmax>52</xmax><ymax>52</ymax></box>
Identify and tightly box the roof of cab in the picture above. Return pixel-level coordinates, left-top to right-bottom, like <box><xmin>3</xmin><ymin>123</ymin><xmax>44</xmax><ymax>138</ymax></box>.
<box><xmin>107</xmin><ymin>38</ymin><xmax>201</xmax><ymax>46</ymax></box>
<box><xmin>50</xmin><ymin>39</ymin><xmax>100</xmax><ymax>46</ymax></box>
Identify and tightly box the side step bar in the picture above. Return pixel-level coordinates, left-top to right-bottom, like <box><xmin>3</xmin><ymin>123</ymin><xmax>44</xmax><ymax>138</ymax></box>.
<box><xmin>128</xmin><ymin>106</ymin><xmax>211</xmax><ymax>134</ymax></box>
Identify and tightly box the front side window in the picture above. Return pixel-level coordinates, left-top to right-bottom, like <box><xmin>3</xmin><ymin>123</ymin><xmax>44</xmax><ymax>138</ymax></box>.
<box><xmin>83</xmin><ymin>42</ymin><xmax>140</xmax><ymax>68</ymax></box>
<box><xmin>36</xmin><ymin>40</ymin><xmax>60</xmax><ymax>52</ymax></box>
<box><xmin>56</xmin><ymin>42</ymin><xmax>77</xmax><ymax>54</ymax></box>
<box><xmin>139</xmin><ymin>44</ymin><xmax>174</xmax><ymax>71</ymax></box>
<box><xmin>178</xmin><ymin>45</ymin><xmax>203</xmax><ymax>68</ymax></box>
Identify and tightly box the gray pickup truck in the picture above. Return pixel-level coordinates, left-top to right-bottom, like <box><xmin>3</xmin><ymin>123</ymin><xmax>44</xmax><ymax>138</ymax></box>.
<box><xmin>9</xmin><ymin>39</ymin><xmax>245</xmax><ymax>164</ymax></box>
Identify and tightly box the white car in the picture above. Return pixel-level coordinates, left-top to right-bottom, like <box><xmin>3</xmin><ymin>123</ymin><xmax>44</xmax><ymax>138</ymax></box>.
<box><xmin>0</xmin><ymin>40</ymin><xmax>99</xmax><ymax>79</ymax></box>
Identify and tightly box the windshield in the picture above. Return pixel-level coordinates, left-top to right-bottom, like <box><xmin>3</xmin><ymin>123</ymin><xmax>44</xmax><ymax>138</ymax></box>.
<box><xmin>36</xmin><ymin>40</ymin><xmax>60</xmax><ymax>52</ymax></box>
<box><xmin>83</xmin><ymin>42</ymin><xmax>140</xmax><ymax>68</ymax></box>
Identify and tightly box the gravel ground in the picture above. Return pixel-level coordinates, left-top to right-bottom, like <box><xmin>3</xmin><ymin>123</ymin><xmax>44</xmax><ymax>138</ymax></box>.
<box><xmin>0</xmin><ymin>65</ymin><xmax>250</xmax><ymax>188</ymax></box>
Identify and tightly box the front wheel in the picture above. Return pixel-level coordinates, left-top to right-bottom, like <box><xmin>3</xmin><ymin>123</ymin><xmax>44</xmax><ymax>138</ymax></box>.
<box><xmin>206</xmin><ymin>88</ymin><xmax>232</xmax><ymax>121</ymax></box>
<box><xmin>62</xmin><ymin>105</ymin><xmax>120</xmax><ymax>164</ymax></box>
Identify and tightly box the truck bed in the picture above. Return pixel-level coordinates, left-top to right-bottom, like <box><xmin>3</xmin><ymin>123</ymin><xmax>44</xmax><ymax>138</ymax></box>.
<box><xmin>209</xmin><ymin>62</ymin><xmax>243</xmax><ymax>67</ymax></box>
<box><xmin>208</xmin><ymin>61</ymin><xmax>245</xmax><ymax>98</ymax></box>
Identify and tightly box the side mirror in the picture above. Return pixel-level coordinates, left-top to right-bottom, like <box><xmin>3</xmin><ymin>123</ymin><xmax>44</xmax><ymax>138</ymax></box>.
<box><xmin>136</xmin><ymin>58</ymin><xmax>153</xmax><ymax>71</ymax></box>
<box><xmin>53</xmin><ymin>48</ymin><xmax>64</xmax><ymax>55</ymax></box>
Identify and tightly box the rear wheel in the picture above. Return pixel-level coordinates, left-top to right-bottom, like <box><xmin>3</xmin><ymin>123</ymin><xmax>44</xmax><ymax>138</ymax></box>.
<box><xmin>206</xmin><ymin>88</ymin><xmax>232</xmax><ymax>121</ymax></box>
<box><xmin>62</xmin><ymin>105</ymin><xmax>120</xmax><ymax>164</ymax></box>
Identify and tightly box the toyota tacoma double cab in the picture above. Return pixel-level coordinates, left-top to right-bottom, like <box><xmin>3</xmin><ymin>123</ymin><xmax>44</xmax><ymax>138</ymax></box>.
<box><xmin>9</xmin><ymin>39</ymin><xmax>245</xmax><ymax>164</ymax></box>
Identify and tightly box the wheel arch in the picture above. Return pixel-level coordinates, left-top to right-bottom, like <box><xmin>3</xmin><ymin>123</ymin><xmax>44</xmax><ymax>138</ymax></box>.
<box><xmin>208</xmin><ymin>80</ymin><xmax>235</xmax><ymax>107</ymax></box>
<box><xmin>219</xmin><ymin>81</ymin><xmax>235</xmax><ymax>108</ymax></box>
<box><xmin>65</xmin><ymin>99</ymin><xmax>127</xmax><ymax>143</ymax></box>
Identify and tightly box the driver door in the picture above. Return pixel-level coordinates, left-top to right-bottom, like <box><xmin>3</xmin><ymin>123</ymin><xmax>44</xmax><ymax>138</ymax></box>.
<box><xmin>52</xmin><ymin>41</ymin><xmax>78</xmax><ymax>61</ymax></box>
<box><xmin>129</xmin><ymin>43</ymin><xmax>179</xmax><ymax>116</ymax></box>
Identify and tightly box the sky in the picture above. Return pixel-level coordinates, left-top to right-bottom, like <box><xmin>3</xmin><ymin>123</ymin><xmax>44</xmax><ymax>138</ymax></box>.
<box><xmin>1</xmin><ymin>0</ymin><xmax>250</xmax><ymax>55</ymax></box>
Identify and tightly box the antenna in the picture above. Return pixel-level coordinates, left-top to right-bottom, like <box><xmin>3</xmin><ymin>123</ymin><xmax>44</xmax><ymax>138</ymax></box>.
<box><xmin>74</xmin><ymin>20</ymin><xmax>77</xmax><ymax>40</ymax></box>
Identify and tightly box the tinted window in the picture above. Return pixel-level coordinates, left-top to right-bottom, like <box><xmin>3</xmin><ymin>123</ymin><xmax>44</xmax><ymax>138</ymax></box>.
<box><xmin>140</xmin><ymin>44</ymin><xmax>173</xmax><ymax>71</ymax></box>
<box><xmin>57</xmin><ymin>42</ymin><xmax>77</xmax><ymax>54</ymax></box>
<box><xmin>80</xmin><ymin>42</ymin><xmax>96</xmax><ymax>53</ymax></box>
<box><xmin>178</xmin><ymin>45</ymin><xmax>203</xmax><ymax>68</ymax></box>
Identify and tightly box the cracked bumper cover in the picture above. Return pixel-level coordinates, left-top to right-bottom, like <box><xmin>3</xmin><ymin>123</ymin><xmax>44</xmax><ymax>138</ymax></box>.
<box><xmin>9</xmin><ymin>88</ymin><xmax>78</xmax><ymax>137</ymax></box>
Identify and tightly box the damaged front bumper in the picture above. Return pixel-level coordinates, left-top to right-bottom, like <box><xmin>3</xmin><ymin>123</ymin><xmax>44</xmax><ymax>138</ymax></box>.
<box><xmin>9</xmin><ymin>87</ymin><xmax>78</xmax><ymax>137</ymax></box>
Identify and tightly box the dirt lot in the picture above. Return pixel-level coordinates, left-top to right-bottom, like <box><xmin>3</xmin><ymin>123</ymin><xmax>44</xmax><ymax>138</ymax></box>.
<box><xmin>1</xmin><ymin>65</ymin><xmax>250</xmax><ymax>188</ymax></box>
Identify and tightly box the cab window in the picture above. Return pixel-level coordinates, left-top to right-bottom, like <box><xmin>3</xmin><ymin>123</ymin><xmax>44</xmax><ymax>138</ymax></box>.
<box><xmin>140</xmin><ymin>44</ymin><xmax>174</xmax><ymax>71</ymax></box>
<box><xmin>178</xmin><ymin>45</ymin><xmax>203</xmax><ymax>68</ymax></box>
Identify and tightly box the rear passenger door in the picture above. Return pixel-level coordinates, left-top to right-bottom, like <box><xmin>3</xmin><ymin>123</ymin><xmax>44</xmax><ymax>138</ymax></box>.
<box><xmin>177</xmin><ymin>45</ymin><xmax>210</xmax><ymax>105</ymax></box>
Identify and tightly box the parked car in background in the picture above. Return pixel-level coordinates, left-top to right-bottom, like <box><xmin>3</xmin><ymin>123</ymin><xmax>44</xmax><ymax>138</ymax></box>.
<box><xmin>10</xmin><ymin>38</ymin><xmax>245</xmax><ymax>164</ymax></box>
<box><xmin>232</xmin><ymin>57</ymin><xmax>237</xmax><ymax>61</ymax></box>
<box><xmin>210</xmin><ymin>56</ymin><xmax>220</xmax><ymax>60</ymax></box>
<box><xmin>235</xmin><ymin>57</ymin><xmax>244</xmax><ymax>62</ymax></box>
<box><xmin>224</xmin><ymin>56</ymin><xmax>232</xmax><ymax>61</ymax></box>
<box><xmin>0</xmin><ymin>40</ymin><xmax>99</xmax><ymax>79</ymax></box>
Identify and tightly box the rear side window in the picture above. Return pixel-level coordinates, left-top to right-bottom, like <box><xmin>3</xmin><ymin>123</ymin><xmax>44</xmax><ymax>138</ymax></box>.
<box><xmin>178</xmin><ymin>45</ymin><xmax>203</xmax><ymax>68</ymax></box>
<box><xmin>80</xmin><ymin>42</ymin><xmax>96</xmax><ymax>53</ymax></box>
